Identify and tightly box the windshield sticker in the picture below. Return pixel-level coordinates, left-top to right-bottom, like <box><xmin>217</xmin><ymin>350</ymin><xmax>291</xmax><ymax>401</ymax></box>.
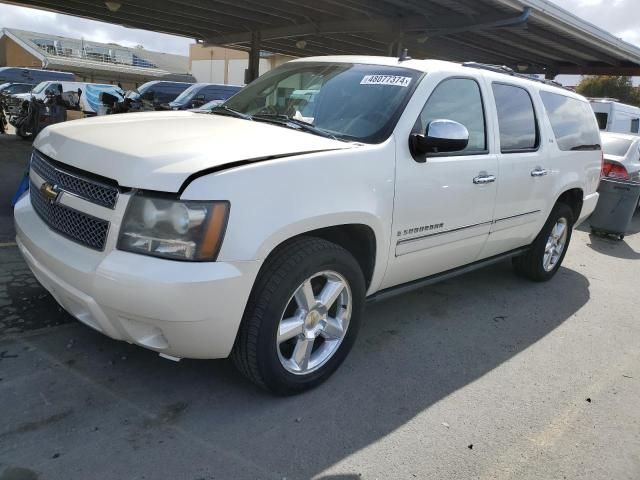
<box><xmin>360</xmin><ymin>75</ymin><xmax>412</xmax><ymax>87</ymax></box>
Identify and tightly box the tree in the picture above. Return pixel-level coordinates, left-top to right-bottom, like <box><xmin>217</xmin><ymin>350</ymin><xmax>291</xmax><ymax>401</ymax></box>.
<box><xmin>576</xmin><ymin>76</ymin><xmax>640</xmax><ymax>107</ymax></box>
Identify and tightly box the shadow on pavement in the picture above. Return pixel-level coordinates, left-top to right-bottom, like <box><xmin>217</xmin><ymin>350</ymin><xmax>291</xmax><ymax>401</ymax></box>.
<box><xmin>0</xmin><ymin>261</ymin><xmax>591</xmax><ymax>479</ymax></box>
<box><xmin>583</xmin><ymin>211</ymin><xmax>640</xmax><ymax>260</ymax></box>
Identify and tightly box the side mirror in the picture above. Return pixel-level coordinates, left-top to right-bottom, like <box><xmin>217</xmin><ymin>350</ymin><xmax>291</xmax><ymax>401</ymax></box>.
<box><xmin>410</xmin><ymin>119</ymin><xmax>469</xmax><ymax>160</ymax></box>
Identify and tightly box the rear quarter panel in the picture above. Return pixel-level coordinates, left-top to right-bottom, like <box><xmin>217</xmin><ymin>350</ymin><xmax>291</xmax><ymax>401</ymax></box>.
<box><xmin>538</xmin><ymin>91</ymin><xmax>602</xmax><ymax>217</ymax></box>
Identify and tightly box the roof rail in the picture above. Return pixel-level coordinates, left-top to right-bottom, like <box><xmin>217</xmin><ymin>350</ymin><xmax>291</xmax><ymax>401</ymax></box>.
<box><xmin>588</xmin><ymin>97</ymin><xmax>620</xmax><ymax>102</ymax></box>
<box><xmin>462</xmin><ymin>62</ymin><xmax>565</xmax><ymax>88</ymax></box>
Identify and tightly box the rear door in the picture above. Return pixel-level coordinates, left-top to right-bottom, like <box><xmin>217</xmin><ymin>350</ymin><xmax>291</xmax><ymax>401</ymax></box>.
<box><xmin>382</xmin><ymin>75</ymin><xmax>499</xmax><ymax>289</ymax></box>
<box><xmin>480</xmin><ymin>82</ymin><xmax>551</xmax><ymax>258</ymax></box>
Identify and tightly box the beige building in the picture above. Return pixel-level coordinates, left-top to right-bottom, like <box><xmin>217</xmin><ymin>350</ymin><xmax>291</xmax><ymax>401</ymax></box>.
<box><xmin>190</xmin><ymin>45</ymin><xmax>294</xmax><ymax>85</ymax></box>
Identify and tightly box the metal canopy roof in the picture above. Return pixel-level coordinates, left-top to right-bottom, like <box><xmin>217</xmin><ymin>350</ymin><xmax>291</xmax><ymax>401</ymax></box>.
<box><xmin>2</xmin><ymin>0</ymin><xmax>640</xmax><ymax>77</ymax></box>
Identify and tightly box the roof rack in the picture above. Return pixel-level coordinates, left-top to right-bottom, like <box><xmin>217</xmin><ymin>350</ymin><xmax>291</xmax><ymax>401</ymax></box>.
<box><xmin>588</xmin><ymin>97</ymin><xmax>620</xmax><ymax>102</ymax></box>
<box><xmin>462</xmin><ymin>62</ymin><xmax>565</xmax><ymax>88</ymax></box>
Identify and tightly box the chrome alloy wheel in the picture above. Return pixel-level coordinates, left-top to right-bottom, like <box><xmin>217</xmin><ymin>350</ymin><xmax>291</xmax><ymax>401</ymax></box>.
<box><xmin>276</xmin><ymin>271</ymin><xmax>352</xmax><ymax>375</ymax></box>
<box><xmin>543</xmin><ymin>217</ymin><xmax>568</xmax><ymax>272</ymax></box>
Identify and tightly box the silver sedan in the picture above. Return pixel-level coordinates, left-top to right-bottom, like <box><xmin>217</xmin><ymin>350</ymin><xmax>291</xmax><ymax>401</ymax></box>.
<box><xmin>601</xmin><ymin>132</ymin><xmax>640</xmax><ymax>183</ymax></box>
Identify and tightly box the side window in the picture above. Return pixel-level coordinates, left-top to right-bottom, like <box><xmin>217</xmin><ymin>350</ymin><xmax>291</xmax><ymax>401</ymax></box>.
<box><xmin>540</xmin><ymin>91</ymin><xmax>601</xmax><ymax>151</ymax></box>
<box><xmin>631</xmin><ymin>118</ymin><xmax>639</xmax><ymax>134</ymax></box>
<box><xmin>492</xmin><ymin>83</ymin><xmax>538</xmax><ymax>152</ymax></box>
<box><xmin>413</xmin><ymin>78</ymin><xmax>486</xmax><ymax>153</ymax></box>
<box><xmin>594</xmin><ymin>112</ymin><xmax>608</xmax><ymax>130</ymax></box>
<box><xmin>155</xmin><ymin>88</ymin><xmax>178</xmax><ymax>104</ymax></box>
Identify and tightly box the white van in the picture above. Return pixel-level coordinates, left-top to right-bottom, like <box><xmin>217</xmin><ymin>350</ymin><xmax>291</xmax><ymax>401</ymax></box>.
<box><xmin>6</xmin><ymin>80</ymin><xmax>114</xmax><ymax>116</ymax></box>
<box><xmin>15</xmin><ymin>57</ymin><xmax>602</xmax><ymax>394</ymax></box>
<box><xmin>590</xmin><ymin>98</ymin><xmax>640</xmax><ymax>135</ymax></box>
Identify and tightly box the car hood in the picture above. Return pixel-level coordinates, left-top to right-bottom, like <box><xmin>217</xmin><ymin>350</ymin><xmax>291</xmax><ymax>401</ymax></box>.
<box><xmin>34</xmin><ymin>111</ymin><xmax>354</xmax><ymax>192</ymax></box>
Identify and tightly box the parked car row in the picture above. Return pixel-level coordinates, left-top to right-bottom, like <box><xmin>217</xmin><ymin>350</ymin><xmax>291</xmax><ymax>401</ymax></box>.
<box><xmin>0</xmin><ymin>68</ymin><xmax>244</xmax><ymax>139</ymax></box>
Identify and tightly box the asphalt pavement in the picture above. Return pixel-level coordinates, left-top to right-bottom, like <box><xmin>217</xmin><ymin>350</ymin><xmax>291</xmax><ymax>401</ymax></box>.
<box><xmin>1</xmin><ymin>131</ymin><xmax>639</xmax><ymax>480</ymax></box>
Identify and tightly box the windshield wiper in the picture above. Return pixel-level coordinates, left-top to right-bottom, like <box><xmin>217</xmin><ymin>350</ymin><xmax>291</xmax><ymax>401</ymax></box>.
<box><xmin>252</xmin><ymin>114</ymin><xmax>338</xmax><ymax>140</ymax></box>
<box><xmin>210</xmin><ymin>105</ymin><xmax>252</xmax><ymax>120</ymax></box>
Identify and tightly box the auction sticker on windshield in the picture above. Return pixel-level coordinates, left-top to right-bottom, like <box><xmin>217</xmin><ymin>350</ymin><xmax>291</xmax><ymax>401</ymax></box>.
<box><xmin>360</xmin><ymin>75</ymin><xmax>412</xmax><ymax>87</ymax></box>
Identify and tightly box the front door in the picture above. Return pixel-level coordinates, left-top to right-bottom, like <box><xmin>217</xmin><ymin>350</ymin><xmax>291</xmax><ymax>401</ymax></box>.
<box><xmin>382</xmin><ymin>77</ymin><xmax>498</xmax><ymax>289</ymax></box>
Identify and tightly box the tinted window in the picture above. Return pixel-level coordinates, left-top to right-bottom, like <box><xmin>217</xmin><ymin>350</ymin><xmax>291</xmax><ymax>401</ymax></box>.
<box><xmin>594</xmin><ymin>112</ymin><xmax>608</xmax><ymax>130</ymax></box>
<box><xmin>413</xmin><ymin>78</ymin><xmax>486</xmax><ymax>153</ymax></box>
<box><xmin>540</xmin><ymin>92</ymin><xmax>601</xmax><ymax>151</ymax></box>
<box><xmin>631</xmin><ymin>118</ymin><xmax>639</xmax><ymax>134</ymax></box>
<box><xmin>492</xmin><ymin>84</ymin><xmax>538</xmax><ymax>152</ymax></box>
<box><xmin>602</xmin><ymin>136</ymin><xmax>633</xmax><ymax>157</ymax></box>
<box><xmin>154</xmin><ymin>86</ymin><xmax>186</xmax><ymax>104</ymax></box>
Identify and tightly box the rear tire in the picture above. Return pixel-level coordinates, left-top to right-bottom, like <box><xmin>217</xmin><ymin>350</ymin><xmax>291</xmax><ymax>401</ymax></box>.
<box><xmin>513</xmin><ymin>203</ymin><xmax>574</xmax><ymax>282</ymax></box>
<box><xmin>232</xmin><ymin>237</ymin><xmax>366</xmax><ymax>395</ymax></box>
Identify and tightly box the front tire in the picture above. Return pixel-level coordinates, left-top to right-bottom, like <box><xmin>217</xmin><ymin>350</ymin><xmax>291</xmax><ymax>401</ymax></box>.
<box><xmin>232</xmin><ymin>237</ymin><xmax>366</xmax><ymax>395</ymax></box>
<box><xmin>513</xmin><ymin>203</ymin><xmax>574</xmax><ymax>282</ymax></box>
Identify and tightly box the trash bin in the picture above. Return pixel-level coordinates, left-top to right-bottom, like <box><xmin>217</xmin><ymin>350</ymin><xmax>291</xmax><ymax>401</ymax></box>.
<box><xmin>590</xmin><ymin>178</ymin><xmax>640</xmax><ymax>240</ymax></box>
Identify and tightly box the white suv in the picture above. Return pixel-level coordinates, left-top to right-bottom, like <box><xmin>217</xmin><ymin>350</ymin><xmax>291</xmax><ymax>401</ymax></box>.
<box><xmin>14</xmin><ymin>57</ymin><xmax>602</xmax><ymax>394</ymax></box>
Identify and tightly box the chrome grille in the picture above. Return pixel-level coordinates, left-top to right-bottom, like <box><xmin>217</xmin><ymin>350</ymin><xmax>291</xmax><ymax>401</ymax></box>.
<box><xmin>30</xmin><ymin>181</ymin><xmax>109</xmax><ymax>251</ymax></box>
<box><xmin>31</xmin><ymin>151</ymin><xmax>118</xmax><ymax>209</ymax></box>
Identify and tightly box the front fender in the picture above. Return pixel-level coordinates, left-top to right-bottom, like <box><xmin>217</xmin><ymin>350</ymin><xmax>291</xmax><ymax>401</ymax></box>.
<box><xmin>181</xmin><ymin>141</ymin><xmax>396</xmax><ymax>292</ymax></box>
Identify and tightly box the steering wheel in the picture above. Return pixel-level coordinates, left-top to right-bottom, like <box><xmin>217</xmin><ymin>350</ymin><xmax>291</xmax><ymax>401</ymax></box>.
<box><xmin>255</xmin><ymin>105</ymin><xmax>279</xmax><ymax>116</ymax></box>
<box><xmin>342</xmin><ymin>110</ymin><xmax>387</xmax><ymax>134</ymax></box>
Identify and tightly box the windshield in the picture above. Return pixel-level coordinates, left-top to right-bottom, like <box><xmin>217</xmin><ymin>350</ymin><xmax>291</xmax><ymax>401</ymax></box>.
<box><xmin>31</xmin><ymin>82</ymin><xmax>49</xmax><ymax>94</ymax></box>
<box><xmin>603</xmin><ymin>136</ymin><xmax>633</xmax><ymax>157</ymax></box>
<box><xmin>224</xmin><ymin>62</ymin><xmax>423</xmax><ymax>143</ymax></box>
<box><xmin>172</xmin><ymin>84</ymin><xmax>201</xmax><ymax>104</ymax></box>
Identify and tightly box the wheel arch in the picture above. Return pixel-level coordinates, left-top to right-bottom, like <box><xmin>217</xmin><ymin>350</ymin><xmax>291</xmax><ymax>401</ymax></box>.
<box><xmin>258</xmin><ymin>220</ymin><xmax>381</xmax><ymax>291</ymax></box>
<box><xmin>555</xmin><ymin>188</ymin><xmax>584</xmax><ymax>224</ymax></box>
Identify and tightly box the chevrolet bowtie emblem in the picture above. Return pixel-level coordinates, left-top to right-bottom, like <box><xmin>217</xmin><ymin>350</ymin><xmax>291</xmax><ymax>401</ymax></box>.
<box><xmin>40</xmin><ymin>182</ymin><xmax>60</xmax><ymax>203</ymax></box>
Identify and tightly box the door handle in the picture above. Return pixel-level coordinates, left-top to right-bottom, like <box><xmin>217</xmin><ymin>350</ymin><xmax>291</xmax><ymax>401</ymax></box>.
<box><xmin>531</xmin><ymin>167</ymin><xmax>549</xmax><ymax>177</ymax></box>
<box><xmin>473</xmin><ymin>174</ymin><xmax>496</xmax><ymax>185</ymax></box>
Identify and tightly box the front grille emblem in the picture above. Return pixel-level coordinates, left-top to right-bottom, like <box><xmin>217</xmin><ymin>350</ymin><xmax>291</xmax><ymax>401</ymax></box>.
<box><xmin>40</xmin><ymin>182</ymin><xmax>61</xmax><ymax>204</ymax></box>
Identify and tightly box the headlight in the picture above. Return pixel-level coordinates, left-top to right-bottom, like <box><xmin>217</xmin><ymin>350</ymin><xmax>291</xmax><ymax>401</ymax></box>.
<box><xmin>117</xmin><ymin>194</ymin><xmax>229</xmax><ymax>261</ymax></box>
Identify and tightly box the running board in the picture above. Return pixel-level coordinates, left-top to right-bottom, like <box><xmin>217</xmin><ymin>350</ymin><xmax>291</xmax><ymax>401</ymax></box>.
<box><xmin>367</xmin><ymin>247</ymin><xmax>529</xmax><ymax>303</ymax></box>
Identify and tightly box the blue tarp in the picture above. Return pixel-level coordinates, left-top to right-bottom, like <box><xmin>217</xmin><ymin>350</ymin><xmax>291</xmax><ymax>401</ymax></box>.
<box><xmin>11</xmin><ymin>171</ymin><xmax>29</xmax><ymax>207</ymax></box>
<box><xmin>84</xmin><ymin>84</ymin><xmax>124</xmax><ymax>113</ymax></box>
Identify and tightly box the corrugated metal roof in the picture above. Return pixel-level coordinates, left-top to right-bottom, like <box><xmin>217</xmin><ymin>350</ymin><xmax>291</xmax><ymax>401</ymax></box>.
<box><xmin>2</xmin><ymin>27</ymin><xmax>194</xmax><ymax>80</ymax></box>
<box><xmin>1</xmin><ymin>0</ymin><xmax>639</xmax><ymax>75</ymax></box>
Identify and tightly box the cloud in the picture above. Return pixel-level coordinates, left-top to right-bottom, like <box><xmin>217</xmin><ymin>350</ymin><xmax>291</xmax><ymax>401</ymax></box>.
<box><xmin>548</xmin><ymin>0</ymin><xmax>639</xmax><ymax>46</ymax></box>
<box><xmin>0</xmin><ymin>4</ymin><xmax>193</xmax><ymax>55</ymax></box>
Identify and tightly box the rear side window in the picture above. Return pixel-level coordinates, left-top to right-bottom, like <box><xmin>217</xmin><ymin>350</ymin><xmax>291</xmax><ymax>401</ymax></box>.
<box><xmin>413</xmin><ymin>78</ymin><xmax>487</xmax><ymax>153</ymax></box>
<box><xmin>631</xmin><ymin>118</ymin><xmax>639</xmax><ymax>134</ymax></box>
<box><xmin>154</xmin><ymin>87</ymin><xmax>182</xmax><ymax>104</ymax></box>
<box><xmin>540</xmin><ymin>92</ymin><xmax>601</xmax><ymax>151</ymax></box>
<box><xmin>492</xmin><ymin>83</ymin><xmax>538</xmax><ymax>152</ymax></box>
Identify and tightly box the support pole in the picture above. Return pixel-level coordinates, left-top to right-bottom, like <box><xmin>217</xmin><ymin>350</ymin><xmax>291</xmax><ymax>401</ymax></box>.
<box><xmin>246</xmin><ymin>31</ymin><xmax>261</xmax><ymax>83</ymax></box>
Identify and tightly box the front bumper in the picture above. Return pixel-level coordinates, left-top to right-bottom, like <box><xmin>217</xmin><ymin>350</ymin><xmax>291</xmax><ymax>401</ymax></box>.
<box><xmin>15</xmin><ymin>194</ymin><xmax>260</xmax><ymax>359</ymax></box>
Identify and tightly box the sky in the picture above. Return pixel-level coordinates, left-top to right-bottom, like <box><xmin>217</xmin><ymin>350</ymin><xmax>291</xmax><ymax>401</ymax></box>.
<box><xmin>0</xmin><ymin>0</ymin><xmax>638</xmax><ymax>76</ymax></box>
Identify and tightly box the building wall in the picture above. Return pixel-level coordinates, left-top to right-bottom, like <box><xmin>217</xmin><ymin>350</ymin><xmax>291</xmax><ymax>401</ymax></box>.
<box><xmin>190</xmin><ymin>44</ymin><xmax>295</xmax><ymax>84</ymax></box>
<box><xmin>0</xmin><ymin>36</ymin><xmax>42</xmax><ymax>68</ymax></box>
